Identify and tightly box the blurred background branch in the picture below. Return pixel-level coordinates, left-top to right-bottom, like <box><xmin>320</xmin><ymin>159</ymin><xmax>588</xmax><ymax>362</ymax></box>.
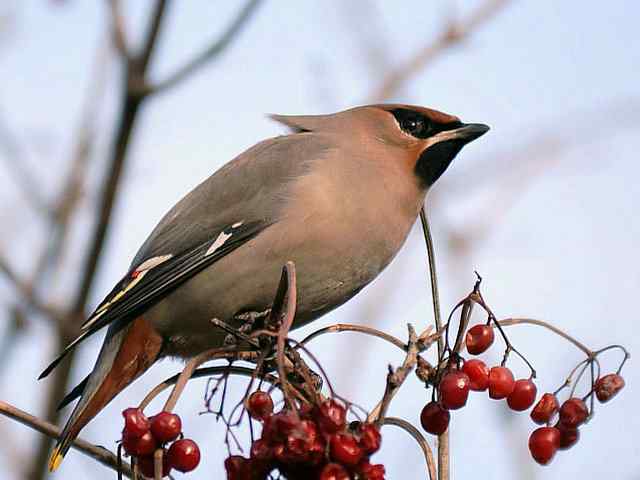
<box><xmin>0</xmin><ymin>1</ymin><xmax>637</xmax><ymax>479</ymax></box>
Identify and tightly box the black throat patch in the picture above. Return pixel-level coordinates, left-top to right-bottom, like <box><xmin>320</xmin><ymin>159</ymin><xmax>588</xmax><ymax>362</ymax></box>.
<box><xmin>415</xmin><ymin>139</ymin><xmax>465</xmax><ymax>187</ymax></box>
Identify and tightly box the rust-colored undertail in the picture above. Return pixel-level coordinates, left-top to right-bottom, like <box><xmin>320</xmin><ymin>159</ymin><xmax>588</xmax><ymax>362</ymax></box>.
<box><xmin>48</xmin><ymin>316</ymin><xmax>162</xmax><ymax>471</ymax></box>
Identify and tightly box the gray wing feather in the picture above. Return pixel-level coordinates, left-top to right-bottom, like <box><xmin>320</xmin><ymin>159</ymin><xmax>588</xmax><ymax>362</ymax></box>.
<box><xmin>40</xmin><ymin>132</ymin><xmax>332</xmax><ymax>379</ymax></box>
<box><xmin>132</xmin><ymin>133</ymin><xmax>330</xmax><ymax>266</ymax></box>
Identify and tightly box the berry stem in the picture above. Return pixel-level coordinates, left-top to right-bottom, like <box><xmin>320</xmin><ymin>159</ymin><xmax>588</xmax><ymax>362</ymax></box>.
<box><xmin>153</xmin><ymin>448</ymin><xmax>163</xmax><ymax>480</ymax></box>
<box><xmin>368</xmin><ymin>325</ymin><xmax>419</xmax><ymax>425</ymax></box>
<box><xmin>299</xmin><ymin>323</ymin><xmax>407</xmax><ymax>351</ymax></box>
<box><xmin>419</xmin><ymin>207</ymin><xmax>449</xmax><ymax>480</ymax></box>
<box><xmin>383</xmin><ymin>416</ymin><xmax>436</xmax><ymax>480</ymax></box>
<box><xmin>274</xmin><ymin>262</ymin><xmax>299</xmax><ymax>414</ymax></box>
<box><xmin>497</xmin><ymin>318</ymin><xmax>593</xmax><ymax>356</ymax></box>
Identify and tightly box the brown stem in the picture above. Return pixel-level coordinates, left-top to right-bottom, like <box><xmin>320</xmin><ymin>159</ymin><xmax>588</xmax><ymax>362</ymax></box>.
<box><xmin>419</xmin><ymin>207</ymin><xmax>449</xmax><ymax>480</ymax></box>
<box><xmin>299</xmin><ymin>323</ymin><xmax>407</xmax><ymax>351</ymax></box>
<box><xmin>139</xmin><ymin>362</ymin><xmax>271</xmax><ymax>411</ymax></box>
<box><xmin>160</xmin><ymin>347</ymin><xmax>251</xmax><ymax>413</ymax></box>
<box><xmin>137</xmin><ymin>0</ymin><xmax>169</xmax><ymax>73</ymax></box>
<box><xmin>0</xmin><ymin>401</ymin><xmax>132</xmax><ymax>478</ymax></box>
<box><xmin>382</xmin><ymin>417</ymin><xmax>436</xmax><ymax>480</ymax></box>
<box><xmin>497</xmin><ymin>318</ymin><xmax>593</xmax><ymax>356</ymax></box>
<box><xmin>148</xmin><ymin>0</ymin><xmax>263</xmax><ymax>95</ymax></box>
<box><xmin>106</xmin><ymin>0</ymin><xmax>131</xmax><ymax>60</ymax></box>
<box><xmin>368</xmin><ymin>325</ymin><xmax>419</xmax><ymax>424</ymax></box>
<box><xmin>275</xmin><ymin>262</ymin><xmax>298</xmax><ymax>411</ymax></box>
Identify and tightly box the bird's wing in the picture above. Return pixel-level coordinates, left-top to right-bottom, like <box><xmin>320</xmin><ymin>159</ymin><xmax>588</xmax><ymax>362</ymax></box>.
<box><xmin>40</xmin><ymin>132</ymin><xmax>333</xmax><ymax>380</ymax></box>
<box><xmin>39</xmin><ymin>220</ymin><xmax>268</xmax><ymax>380</ymax></box>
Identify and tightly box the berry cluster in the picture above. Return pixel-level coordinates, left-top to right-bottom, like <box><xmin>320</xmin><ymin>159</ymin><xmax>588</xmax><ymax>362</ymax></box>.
<box><xmin>416</xmin><ymin>276</ymin><xmax>630</xmax><ymax>469</ymax></box>
<box><xmin>120</xmin><ymin>408</ymin><xmax>200</xmax><ymax>478</ymax></box>
<box><xmin>224</xmin><ymin>391</ymin><xmax>384</xmax><ymax>480</ymax></box>
<box><xmin>418</xmin><ymin>291</ymin><xmax>627</xmax><ymax>468</ymax></box>
<box><xmin>528</xmin><ymin>372</ymin><xmax>625</xmax><ymax>465</ymax></box>
<box><xmin>420</xmin><ymin>322</ymin><xmax>538</xmax><ymax>436</ymax></box>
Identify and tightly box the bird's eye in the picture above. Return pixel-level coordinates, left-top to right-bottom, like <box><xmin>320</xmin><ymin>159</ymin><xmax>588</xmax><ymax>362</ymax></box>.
<box><xmin>391</xmin><ymin>109</ymin><xmax>433</xmax><ymax>139</ymax></box>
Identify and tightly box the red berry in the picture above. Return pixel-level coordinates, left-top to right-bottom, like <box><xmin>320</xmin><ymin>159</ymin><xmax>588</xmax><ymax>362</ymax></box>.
<box><xmin>307</xmin><ymin>438</ymin><xmax>326</xmax><ymax>466</ymax></box>
<box><xmin>507</xmin><ymin>379</ymin><xmax>537</xmax><ymax>411</ymax></box>
<box><xmin>285</xmin><ymin>433</ymin><xmax>309</xmax><ymax>463</ymax></box>
<box><xmin>320</xmin><ymin>463</ymin><xmax>350</xmax><ymax>480</ymax></box>
<box><xmin>594</xmin><ymin>374</ymin><xmax>625</xmax><ymax>403</ymax></box>
<box><xmin>420</xmin><ymin>402</ymin><xmax>450</xmax><ymax>436</ymax></box>
<box><xmin>530</xmin><ymin>393</ymin><xmax>559</xmax><ymax>425</ymax></box>
<box><xmin>262</xmin><ymin>410</ymin><xmax>300</xmax><ymax>444</ymax></box>
<box><xmin>167</xmin><ymin>438</ymin><xmax>200</xmax><ymax>473</ymax></box>
<box><xmin>439</xmin><ymin>371</ymin><xmax>470</xmax><ymax>410</ymax></box>
<box><xmin>150</xmin><ymin>412</ymin><xmax>182</xmax><ymax>443</ymax></box>
<box><xmin>555</xmin><ymin>422</ymin><xmax>580</xmax><ymax>450</ymax></box>
<box><xmin>359</xmin><ymin>423</ymin><xmax>382</xmax><ymax>454</ymax></box>
<box><xmin>246</xmin><ymin>391</ymin><xmax>274</xmax><ymax>421</ymax></box>
<box><xmin>358</xmin><ymin>460</ymin><xmax>386</xmax><ymax>480</ymax></box>
<box><xmin>465</xmin><ymin>324</ymin><xmax>495</xmax><ymax>355</ymax></box>
<box><xmin>298</xmin><ymin>402</ymin><xmax>315</xmax><ymax>419</ymax></box>
<box><xmin>272</xmin><ymin>442</ymin><xmax>287</xmax><ymax>463</ymax></box>
<box><xmin>528</xmin><ymin>427</ymin><xmax>561</xmax><ymax>465</ymax></box>
<box><xmin>317</xmin><ymin>399</ymin><xmax>347</xmax><ymax>433</ymax></box>
<box><xmin>250</xmin><ymin>438</ymin><xmax>272</xmax><ymax>462</ymax></box>
<box><xmin>224</xmin><ymin>455</ymin><xmax>248</xmax><ymax>480</ymax></box>
<box><xmin>559</xmin><ymin>398</ymin><xmax>589</xmax><ymax>428</ymax></box>
<box><xmin>488</xmin><ymin>366</ymin><xmax>515</xmax><ymax>399</ymax></box>
<box><xmin>122</xmin><ymin>408</ymin><xmax>150</xmax><ymax>438</ymax></box>
<box><xmin>122</xmin><ymin>431</ymin><xmax>157</xmax><ymax>456</ymax></box>
<box><xmin>462</xmin><ymin>359</ymin><xmax>490</xmax><ymax>391</ymax></box>
<box><xmin>138</xmin><ymin>452</ymin><xmax>172</xmax><ymax>478</ymax></box>
<box><xmin>330</xmin><ymin>433</ymin><xmax>363</xmax><ymax>466</ymax></box>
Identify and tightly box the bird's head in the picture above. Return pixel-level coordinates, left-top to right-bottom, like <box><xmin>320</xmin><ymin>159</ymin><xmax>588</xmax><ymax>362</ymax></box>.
<box><xmin>366</xmin><ymin>104</ymin><xmax>489</xmax><ymax>187</ymax></box>
<box><xmin>272</xmin><ymin>104</ymin><xmax>489</xmax><ymax>188</ymax></box>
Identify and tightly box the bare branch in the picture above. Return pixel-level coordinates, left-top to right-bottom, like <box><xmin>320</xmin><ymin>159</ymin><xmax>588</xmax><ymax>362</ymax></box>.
<box><xmin>105</xmin><ymin>0</ymin><xmax>131</xmax><ymax>60</ymax></box>
<box><xmin>368</xmin><ymin>0</ymin><xmax>511</xmax><ymax>102</ymax></box>
<box><xmin>0</xmin><ymin>112</ymin><xmax>48</xmax><ymax>213</ymax></box>
<box><xmin>137</xmin><ymin>0</ymin><xmax>169</xmax><ymax>72</ymax></box>
<box><xmin>147</xmin><ymin>0</ymin><xmax>263</xmax><ymax>95</ymax></box>
<box><xmin>0</xmin><ymin>255</ymin><xmax>62</xmax><ymax>320</ymax></box>
<box><xmin>368</xmin><ymin>324</ymin><xmax>421</xmax><ymax>424</ymax></box>
<box><xmin>0</xmin><ymin>400</ymin><xmax>133</xmax><ymax>478</ymax></box>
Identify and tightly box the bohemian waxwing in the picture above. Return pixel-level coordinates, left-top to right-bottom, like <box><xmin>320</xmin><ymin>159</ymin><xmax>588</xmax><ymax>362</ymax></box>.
<box><xmin>42</xmin><ymin>104</ymin><xmax>488</xmax><ymax>469</ymax></box>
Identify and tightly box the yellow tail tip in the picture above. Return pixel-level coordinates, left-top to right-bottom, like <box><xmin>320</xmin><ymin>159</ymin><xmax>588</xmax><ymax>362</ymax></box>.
<box><xmin>48</xmin><ymin>446</ymin><xmax>64</xmax><ymax>472</ymax></box>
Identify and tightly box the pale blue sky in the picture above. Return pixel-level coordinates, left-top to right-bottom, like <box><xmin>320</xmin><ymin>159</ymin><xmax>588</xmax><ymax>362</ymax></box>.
<box><xmin>0</xmin><ymin>1</ymin><xmax>638</xmax><ymax>479</ymax></box>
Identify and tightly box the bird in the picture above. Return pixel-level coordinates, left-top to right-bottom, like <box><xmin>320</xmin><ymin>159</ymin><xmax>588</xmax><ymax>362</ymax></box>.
<box><xmin>41</xmin><ymin>104</ymin><xmax>488</xmax><ymax>470</ymax></box>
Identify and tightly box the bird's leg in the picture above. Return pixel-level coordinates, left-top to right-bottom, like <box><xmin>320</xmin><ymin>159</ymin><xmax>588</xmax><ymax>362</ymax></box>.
<box><xmin>216</xmin><ymin>309</ymin><xmax>270</xmax><ymax>347</ymax></box>
<box><xmin>223</xmin><ymin>309</ymin><xmax>271</xmax><ymax>346</ymax></box>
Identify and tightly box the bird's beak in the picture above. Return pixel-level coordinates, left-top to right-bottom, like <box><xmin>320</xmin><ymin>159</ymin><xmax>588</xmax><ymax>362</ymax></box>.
<box><xmin>449</xmin><ymin>123</ymin><xmax>490</xmax><ymax>143</ymax></box>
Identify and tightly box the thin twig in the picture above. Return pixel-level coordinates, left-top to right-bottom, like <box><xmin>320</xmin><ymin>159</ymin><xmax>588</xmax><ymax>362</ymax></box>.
<box><xmin>139</xmin><ymin>363</ymin><xmax>275</xmax><ymax>411</ymax></box>
<box><xmin>382</xmin><ymin>417</ymin><xmax>436</xmax><ymax>480</ymax></box>
<box><xmin>419</xmin><ymin>207</ymin><xmax>449</xmax><ymax>480</ymax></box>
<box><xmin>105</xmin><ymin>0</ymin><xmax>131</xmax><ymax>60</ymax></box>
<box><xmin>160</xmin><ymin>348</ymin><xmax>254</xmax><ymax>413</ymax></box>
<box><xmin>0</xmin><ymin>255</ymin><xmax>62</xmax><ymax>320</ymax></box>
<box><xmin>147</xmin><ymin>0</ymin><xmax>263</xmax><ymax>95</ymax></box>
<box><xmin>369</xmin><ymin>0</ymin><xmax>511</xmax><ymax>101</ymax></box>
<box><xmin>497</xmin><ymin>318</ymin><xmax>593</xmax><ymax>356</ymax></box>
<box><xmin>0</xmin><ymin>401</ymin><xmax>132</xmax><ymax>478</ymax></box>
<box><xmin>275</xmin><ymin>262</ymin><xmax>298</xmax><ymax>411</ymax></box>
<box><xmin>137</xmin><ymin>0</ymin><xmax>169</xmax><ymax>72</ymax></box>
<box><xmin>299</xmin><ymin>323</ymin><xmax>407</xmax><ymax>351</ymax></box>
<box><xmin>368</xmin><ymin>325</ymin><xmax>419</xmax><ymax>424</ymax></box>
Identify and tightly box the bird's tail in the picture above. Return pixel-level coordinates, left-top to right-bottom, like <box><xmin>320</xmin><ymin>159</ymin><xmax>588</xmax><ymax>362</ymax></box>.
<box><xmin>49</xmin><ymin>316</ymin><xmax>163</xmax><ymax>472</ymax></box>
